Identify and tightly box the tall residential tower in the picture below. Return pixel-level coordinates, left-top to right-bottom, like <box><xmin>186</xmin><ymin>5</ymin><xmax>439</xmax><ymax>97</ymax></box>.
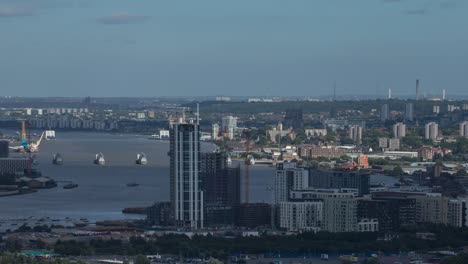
<box><xmin>169</xmin><ymin>120</ymin><xmax>203</xmax><ymax>229</ymax></box>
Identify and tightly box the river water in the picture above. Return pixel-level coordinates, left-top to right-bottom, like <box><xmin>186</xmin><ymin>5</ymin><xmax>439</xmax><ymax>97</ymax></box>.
<box><xmin>0</xmin><ymin>132</ymin><xmax>275</xmax><ymax>230</ymax></box>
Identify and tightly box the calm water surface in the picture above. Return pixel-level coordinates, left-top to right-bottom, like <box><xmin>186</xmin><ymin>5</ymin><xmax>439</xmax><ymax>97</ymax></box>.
<box><xmin>0</xmin><ymin>132</ymin><xmax>274</xmax><ymax>229</ymax></box>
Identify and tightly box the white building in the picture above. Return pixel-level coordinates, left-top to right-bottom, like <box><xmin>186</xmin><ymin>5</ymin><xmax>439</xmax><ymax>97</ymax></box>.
<box><xmin>212</xmin><ymin>123</ymin><xmax>220</xmax><ymax>140</ymax></box>
<box><xmin>274</xmin><ymin>162</ymin><xmax>309</xmax><ymax>204</ymax></box>
<box><xmin>221</xmin><ymin>116</ymin><xmax>237</xmax><ymax>140</ymax></box>
<box><xmin>349</xmin><ymin>125</ymin><xmax>363</xmax><ymax>145</ymax></box>
<box><xmin>425</xmin><ymin>122</ymin><xmax>439</xmax><ymax>140</ymax></box>
<box><xmin>393</xmin><ymin>122</ymin><xmax>406</xmax><ymax>138</ymax></box>
<box><xmin>159</xmin><ymin>130</ymin><xmax>170</xmax><ymax>139</ymax></box>
<box><xmin>137</xmin><ymin>112</ymin><xmax>146</xmax><ymax>119</ymax></box>
<box><xmin>280</xmin><ymin>201</ymin><xmax>323</xmax><ymax>232</ymax></box>
<box><xmin>460</xmin><ymin>121</ymin><xmax>468</xmax><ymax>137</ymax></box>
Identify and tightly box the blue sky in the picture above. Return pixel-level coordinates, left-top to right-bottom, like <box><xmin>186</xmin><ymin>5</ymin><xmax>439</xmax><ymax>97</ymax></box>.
<box><xmin>0</xmin><ymin>0</ymin><xmax>466</xmax><ymax>97</ymax></box>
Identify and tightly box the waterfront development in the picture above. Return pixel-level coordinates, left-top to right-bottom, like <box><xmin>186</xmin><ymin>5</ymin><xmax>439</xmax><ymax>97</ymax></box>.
<box><xmin>0</xmin><ymin>131</ymin><xmax>398</xmax><ymax>232</ymax></box>
<box><xmin>0</xmin><ymin>131</ymin><xmax>272</xmax><ymax>231</ymax></box>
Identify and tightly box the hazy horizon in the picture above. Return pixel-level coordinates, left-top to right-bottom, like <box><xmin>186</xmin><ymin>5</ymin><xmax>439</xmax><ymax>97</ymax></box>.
<box><xmin>1</xmin><ymin>0</ymin><xmax>467</xmax><ymax>97</ymax></box>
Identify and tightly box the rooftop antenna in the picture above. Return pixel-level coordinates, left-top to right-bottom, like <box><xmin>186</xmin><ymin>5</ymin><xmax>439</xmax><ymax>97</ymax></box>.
<box><xmin>196</xmin><ymin>103</ymin><xmax>200</xmax><ymax>125</ymax></box>
<box><xmin>182</xmin><ymin>107</ymin><xmax>186</xmax><ymax>123</ymax></box>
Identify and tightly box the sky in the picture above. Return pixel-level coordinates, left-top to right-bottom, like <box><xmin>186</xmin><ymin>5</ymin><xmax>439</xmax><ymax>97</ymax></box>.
<box><xmin>0</xmin><ymin>0</ymin><xmax>467</xmax><ymax>98</ymax></box>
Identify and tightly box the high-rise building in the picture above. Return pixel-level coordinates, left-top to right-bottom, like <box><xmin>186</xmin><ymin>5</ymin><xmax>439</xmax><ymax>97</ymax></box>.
<box><xmin>0</xmin><ymin>141</ymin><xmax>9</xmax><ymax>158</ymax></box>
<box><xmin>381</xmin><ymin>104</ymin><xmax>389</xmax><ymax>122</ymax></box>
<box><xmin>211</xmin><ymin>123</ymin><xmax>220</xmax><ymax>140</ymax></box>
<box><xmin>378</xmin><ymin>138</ymin><xmax>400</xmax><ymax>150</ymax></box>
<box><xmin>388</xmin><ymin>138</ymin><xmax>400</xmax><ymax>150</ymax></box>
<box><xmin>275</xmin><ymin>162</ymin><xmax>309</xmax><ymax>204</ymax></box>
<box><xmin>405</xmin><ymin>103</ymin><xmax>414</xmax><ymax>122</ymax></box>
<box><xmin>425</xmin><ymin>122</ymin><xmax>439</xmax><ymax>140</ymax></box>
<box><xmin>235</xmin><ymin>203</ymin><xmax>271</xmax><ymax>228</ymax></box>
<box><xmin>322</xmin><ymin>197</ymin><xmax>358</xmax><ymax>233</ymax></box>
<box><xmin>169</xmin><ymin>122</ymin><xmax>203</xmax><ymax>229</ymax></box>
<box><xmin>284</xmin><ymin>109</ymin><xmax>304</xmax><ymax>129</ymax></box>
<box><xmin>460</xmin><ymin>121</ymin><xmax>468</xmax><ymax>137</ymax></box>
<box><xmin>146</xmin><ymin>202</ymin><xmax>173</xmax><ymax>226</ymax></box>
<box><xmin>348</xmin><ymin>125</ymin><xmax>363</xmax><ymax>145</ymax></box>
<box><xmin>0</xmin><ymin>158</ymin><xmax>31</xmax><ymax>175</ymax></box>
<box><xmin>433</xmin><ymin>105</ymin><xmax>440</xmax><ymax>114</ymax></box>
<box><xmin>201</xmin><ymin>152</ymin><xmax>240</xmax><ymax>226</ymax></box>
<box><xmin>358</xmin><ymin>199</ymin><xmax>400</xmax><ymax>232</ymax></box>
<box><xmin>393</xmin><ymin>123</ymin><xmax>406</xmax><ymax>138</ymax></box>
<box><xmin>279</xmin><ymin>201</ymin><xmax>323</xmax><ymax>232</ymax></box>
<box><xmin>379</xmin><ymin>137</ymin><xmax>389</xmax><ymax>149</ymax></box>
<box><xmin>221</xmin><ymin>116</ymin><xmax>237</xmax><ymax>140</ymax></box>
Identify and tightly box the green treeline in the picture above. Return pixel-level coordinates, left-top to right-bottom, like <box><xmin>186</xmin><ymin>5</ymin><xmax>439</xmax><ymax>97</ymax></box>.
<box><xmin>47</xmin><ymin>224</ymin><xmax>468</xmax><ymax>259</ymax></box>
<box><xmin>0</xmin><ymin>254</ymin><xmax>86</xmax><ymax>264</ymax></box>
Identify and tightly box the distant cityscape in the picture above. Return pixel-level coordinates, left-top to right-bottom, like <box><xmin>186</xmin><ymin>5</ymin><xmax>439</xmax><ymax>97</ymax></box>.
<box><xmin>2</xmin><ymin>93</ymin><xmax>468</xmax><ymax>263</ymax></box>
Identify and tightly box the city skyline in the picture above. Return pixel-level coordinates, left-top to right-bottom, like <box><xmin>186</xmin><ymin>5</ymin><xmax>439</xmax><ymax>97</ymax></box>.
<box><xmin>0</xmin><ymin>0</ymin><xmax>467</xmax><ymax>97</ymax></box>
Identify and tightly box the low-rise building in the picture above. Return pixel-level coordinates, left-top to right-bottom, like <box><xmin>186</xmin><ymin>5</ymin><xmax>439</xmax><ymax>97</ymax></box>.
<box><xmin>299</xmin><ymin>145</ymin><xmax>347</xmax><ymax>159</ymax></box>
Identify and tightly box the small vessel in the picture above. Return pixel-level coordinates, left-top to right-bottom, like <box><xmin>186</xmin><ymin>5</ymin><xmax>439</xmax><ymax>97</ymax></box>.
<box><xmin>63</xmin><ymin>183</ymin><xmax>78</xmax><ymax>189</ymax></box>
<box><xmin>126</xmin><ymin>183</ymin><xmax>139</xmax><ymax>187</ymax></box>
<box><xmin>148</xmin><ymin>134</ymin><xmax>159</xmax><ymax>140</ymax></box>
<box><xmin>94</xmin><ymin>153</ymin><xmax>105</xmax><ymax>165</ymax></box>
<box><xmin>45</xmin><ymin>130</ymin><xmax>56</xmax><ymax>140</ymax></box>
<box><xmin>135</xmin><ymin>152</ymin><xmax>148</xmax><ymax>165</ymax></box>
<box><xmin>53</xmin><ymin>153</ymin><xmax>63</xmax><ymax>165</ymax></box>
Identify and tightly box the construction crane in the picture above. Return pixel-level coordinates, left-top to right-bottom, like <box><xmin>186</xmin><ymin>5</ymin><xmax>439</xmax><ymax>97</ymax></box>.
<box><xmin>10</xmin><ymin>120</ymin><xmax>45</xmax><ymax>153</ymax></box>
<box><xmin>244</xmin><ymin>129</ymin><xmax>251</xmax><ymax>204</ymax></box>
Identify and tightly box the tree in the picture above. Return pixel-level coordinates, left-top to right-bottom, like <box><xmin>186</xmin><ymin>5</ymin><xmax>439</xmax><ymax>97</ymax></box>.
<box><xmin>388</xmin><ymin>165</ymin><xmax>404</xmax><ymax>176</ymax></box>
<box><xmin>135</xmin><ymin>255</ymin><xmax>150</xmax><ymax>264</ymax></box>
<box><xmin>208</xmin><ymin>257</ymin><xmax>224</xmax><ymax>264</ymax></box>
<box><xmin>443</xmin><ymin>253</ymin><xmax>468</xmax><ymax>264</ymax></box>
<box><xmin>325</xmin><ymin>129</ymin><xmax>336</xmax><ymax>142</ymax></box>
<box><xmin>362</xmin><ymin>258</ymin><xmax>380</xmax><ymax>264</ymax></box>
<box><xmin>401</xmin><ymin>135</ymin><xmax>424</xmax><ymax>149</ymax></box>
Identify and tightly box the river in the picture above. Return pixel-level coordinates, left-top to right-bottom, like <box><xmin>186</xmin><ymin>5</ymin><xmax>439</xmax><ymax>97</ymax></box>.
<box><xmin>0</xmin><ymin>131</ymin><xmax>275</xmax><ymax>231</ymax></box>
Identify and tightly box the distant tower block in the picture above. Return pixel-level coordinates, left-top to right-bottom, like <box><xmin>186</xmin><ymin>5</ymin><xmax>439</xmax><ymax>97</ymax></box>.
<box><xmin>388</xmin><ymin>88</ymin><xmax>392</xmax><ymax>99</ymax></box>
<box><xmin>443</xmin><ymin>89</ymin><xmax>446</xmax><ymax>100</ymax></box>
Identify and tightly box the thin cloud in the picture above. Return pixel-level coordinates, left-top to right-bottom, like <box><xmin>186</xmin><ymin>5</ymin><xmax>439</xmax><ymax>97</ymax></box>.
<box><xmin>0</xmin><ymin>6</ymin><xmax>34</xmax><ymax>17</ymax></box>
<box><xmin>96</xmin><ymin>13</ymin><xmax>150</xmax><ymax>25</ymax></box>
